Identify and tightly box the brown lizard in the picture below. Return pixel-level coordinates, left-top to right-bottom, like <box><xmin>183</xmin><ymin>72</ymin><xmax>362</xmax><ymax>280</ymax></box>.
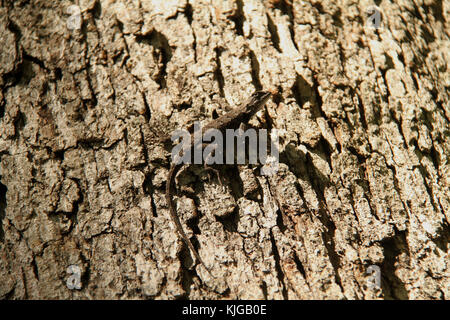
<box><xmin>165</xmin><ymin>91</ymin><xmax>271</xmax><ymax>274</ymax></box>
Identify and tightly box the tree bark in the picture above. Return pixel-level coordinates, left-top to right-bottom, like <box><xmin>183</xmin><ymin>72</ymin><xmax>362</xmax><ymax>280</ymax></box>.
<box><xmin>0</xmin><ymin>0</ymin><xmax>448</xmax><ymax>299</ymax></box>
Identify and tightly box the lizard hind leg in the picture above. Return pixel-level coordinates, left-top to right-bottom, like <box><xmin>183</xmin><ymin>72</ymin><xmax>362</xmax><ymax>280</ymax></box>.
<box><xmin>203</xmin><ymin>161</ymin><xmax>225</xmax><ymax>188</ymax></box>
<box><xmin>203</xmin><ymin>150</ymin><xmax>224</xmax><ymax>186</ymax></box>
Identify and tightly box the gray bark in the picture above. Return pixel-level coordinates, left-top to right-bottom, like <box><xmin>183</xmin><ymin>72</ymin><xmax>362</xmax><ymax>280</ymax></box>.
<box><xmin>0</xmin><ymin>0</ymin><xmax>448</xmax><ymax>299</ymax></box>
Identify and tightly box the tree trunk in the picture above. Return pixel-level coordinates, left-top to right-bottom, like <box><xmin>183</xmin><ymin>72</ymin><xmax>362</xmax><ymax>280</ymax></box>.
<box><xmin>0</xmin><ymin>0</ymin><xmax>448</xmax><ymax>299</ymax></box>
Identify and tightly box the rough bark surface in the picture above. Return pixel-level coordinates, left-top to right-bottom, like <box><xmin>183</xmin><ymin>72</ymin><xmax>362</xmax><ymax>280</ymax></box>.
<box><xmin>0</xmin><ymin>0</ymin><xmax>448</xmax><ymax>299</ymax></box>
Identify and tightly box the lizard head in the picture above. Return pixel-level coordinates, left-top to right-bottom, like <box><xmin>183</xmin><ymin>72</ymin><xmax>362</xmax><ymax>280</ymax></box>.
<box><xmin>246</xmin><ymin>91</ymin><xmax>271</xmax><ymax>115</ymax></box>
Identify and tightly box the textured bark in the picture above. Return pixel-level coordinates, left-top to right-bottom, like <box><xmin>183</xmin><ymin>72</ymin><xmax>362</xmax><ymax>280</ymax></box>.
<box><xmin>0</xmin><ymin>0</ymin><xmax>448</xmax><ymax>299</ymax></box>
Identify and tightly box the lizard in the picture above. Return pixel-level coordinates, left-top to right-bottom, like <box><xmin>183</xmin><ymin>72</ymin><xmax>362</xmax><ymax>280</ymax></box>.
<box><xmin>165</xmin><ymin>90</ymin><xmax>271</xmax><ymax>275</ymax></box>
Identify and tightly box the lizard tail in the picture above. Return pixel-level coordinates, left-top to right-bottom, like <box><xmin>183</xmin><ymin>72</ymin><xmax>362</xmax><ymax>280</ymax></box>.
<box><xmin>166</xmin><ymin>164</ymin><xmax>213</xmax><ymax>277</ymax></box>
